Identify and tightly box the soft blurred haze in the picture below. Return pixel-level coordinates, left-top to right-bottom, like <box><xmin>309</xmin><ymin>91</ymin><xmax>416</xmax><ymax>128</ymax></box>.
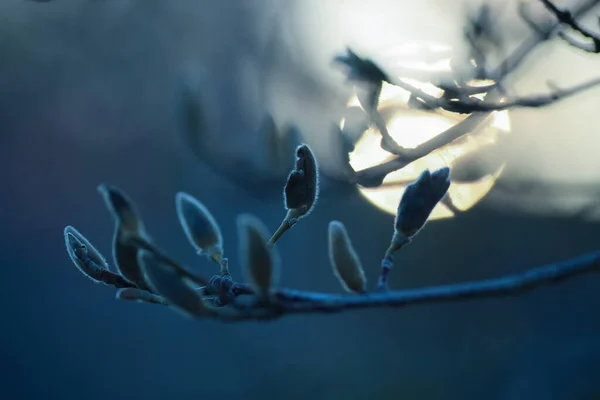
<box><xmin>2</xmin><ymin>0</ymin><xmax>600</xmax><ymax>399</ymax></box>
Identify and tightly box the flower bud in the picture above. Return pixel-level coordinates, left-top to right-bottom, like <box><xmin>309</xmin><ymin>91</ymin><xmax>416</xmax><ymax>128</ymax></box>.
<box><xmin>328</xmin><ymin>221</ymin><xmax>367</xmax><ymax>293</ymax></box>
<box><xmin>237</xmin><ymin>214</ymin><xmax>280</xmax><ymax>298</ymax></box>
<box><xmin>284</xmin><ymin>144</ymin><xmax>319</xmax><ymax>220</ymax></box>
<box><xmin>64</xmin><ymin>225</ymin><xmax>109</xmax><ymax>283</ymax></box>
<box><xmin>395</xmin><ymin>167</ymin><xmax>451</xmax><ymax>238</ymax></box>
<box><xmin>176</xmin><ymin>192</ymin><xmax>223</xmax><ymax>262</ymax></box>
<box><xmin>97</xmin><ymin>184</ymin><xmax>143</xmax><ymax>233</ymax></box>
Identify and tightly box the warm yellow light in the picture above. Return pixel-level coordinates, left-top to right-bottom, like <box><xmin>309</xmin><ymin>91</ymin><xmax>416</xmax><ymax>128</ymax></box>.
<box><xmin>346</xmin><ymin>43</ymin><xmax>511</xmax><ymax>219</ymax></box>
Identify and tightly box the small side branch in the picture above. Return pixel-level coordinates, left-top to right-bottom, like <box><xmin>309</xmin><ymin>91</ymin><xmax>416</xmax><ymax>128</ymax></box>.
<box><xmin>387</xmin><ymin>75</ymin><xmax>600</xmax><ymax>114</ymax></box>
<box><xmin>353</xmin><ymin>112</ymin><xmax>493</xmax><ymax>188</ymax></box>
<box><xmin>538</xmin><ymin>0</ymin><xmax>600</xmax><ymax>53</ymax></box>
<box><xmin>336</xmin><ymin>0</ymin><xmax>600</xmax><ymax>188</ymax></box>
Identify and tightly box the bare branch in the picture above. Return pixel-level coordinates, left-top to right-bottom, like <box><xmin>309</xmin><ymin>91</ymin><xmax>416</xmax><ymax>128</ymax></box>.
<box><xmin>519</xmin><ymin>2</ymin><xmax>553</xmax><ymax>39</ymax></box>
<box><xmin>62</xmin><ymin>156</ymin><xmax>600</xmax><ymax>323</ymax></box>
<box><xmin>236</xmin><ymin>250</ymin><xmax>600</xmax><ymax>320</ymax></box>
<box><xmin>341</xmin><ymin>51</ymin><xmax>600</xmax><ymax>115</ymax></box>
<box><xmin>113</xmin><ymin>246</ymin><xmax>600</xmax><ymax>322</ymax></box>
<box><xmin>116</xmin><ymin>288</ymin><xmax>169</xmax><ymax>305</ymax></box>
<box><xmin>336</xmin><ymin>0</ymin><xmax>600</xmax><ymax>185</ymax></box>
<box><xmin>352</xmin><ymin>112</ymin><xmax>493</xmax><ymax>188</ymax></box>
<box><xmin>538</xmin><ymin>0</ymin><xmax>600</xmax><ymax>52</ymax></box>
<box><xmin>86</xmin><ymin>228</ymin><xmax>600</xmax><ymax>322</ymax></box>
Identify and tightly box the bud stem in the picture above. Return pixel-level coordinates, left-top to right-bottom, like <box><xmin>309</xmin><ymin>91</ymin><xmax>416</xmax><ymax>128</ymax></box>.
<box><xmin>219</xmin><ymin>258</ymin><xmax>230</xmax><ymax>276</ymax></box>
<box><xmin>267</xmin><ymin>217</ymin><xmax>297</xmax><ymax>246</ymax></box>
<box><xmin>377</xmin><ymin>233</ymin><xmax>411</xmax><ymax>291</ymax></box>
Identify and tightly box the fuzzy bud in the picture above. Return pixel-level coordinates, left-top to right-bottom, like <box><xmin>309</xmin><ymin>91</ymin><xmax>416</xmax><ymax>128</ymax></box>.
<box><xmin>328</xmin><ymin>221</ymin><xmax>367</xmax><ymax>293</ymax></box>
<box><xmin>175</xmin><ymin>192</ymin><xmax>223</xmax><ymax>262</ymax></box>
<box><xmin>97</xmin><ymin>184</ymin><xmax>143</xmax><ymax>233</ymax></box>
<box><xmin>395</xmin><ymin>167</ymin><xmax>451</xmax><ymax>238</ymax></box>
<box><xmin>97</xmin><ymin>184</ymin><xmax>152</xmax><ymax>290</ymax></box>
<box><xmin>237</xmin><ymin>214</ymin><xmax>280</xmax><ymax>298</ymax></box>
<box><xmin>64</xmin><ymin>226</ymin><xmax>109</xmax><ymax>283</ymax></box>
<box><xmin>284</xmin><ymin>144</ymin><xmax>319</xmax><ymax>220</ymax></box>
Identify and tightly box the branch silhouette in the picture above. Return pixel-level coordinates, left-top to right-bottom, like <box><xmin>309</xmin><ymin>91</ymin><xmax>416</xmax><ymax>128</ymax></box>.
<box><xmin>64</xmin><ymin>145</ymin><xmax>600</xmax><ymax>322</ymax></box>
<box><xmin>334</xmin><ymin>0</ymin><xmax>600</xmax><ymax>188</ymax></box>
<box><xmin>537</xmin><ymin>0</ymin><xmax>600</xmax><ymax>53</ymax></box>
<box><xmin>61</xmin><ymin>0</ymin><xmax>600</xmax><ymax>323</ymax></box>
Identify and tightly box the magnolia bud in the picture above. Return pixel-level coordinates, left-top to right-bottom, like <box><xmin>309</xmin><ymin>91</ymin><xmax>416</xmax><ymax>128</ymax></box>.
<box><xmin>64</xmin><ymin>226</ymin><xmax>109</xmax><ymax>283</ymax></box>
<box><xmin>176</xmin><ymin>192</ymin><xmax>223</xmax><ymax>263</ymax></box>
<box><xmin>237</xmin><ymin>214</ymin><xmax>280</xmax><ymax>298</ymax></box>
<box><xmin>284</xmin><ymin>144</ymin><xmax>319</xmax><ymax>220</ymax></box>
<box><xmin>395</xmin><ymin>167</ymin><xmax>451</xmax><ymax>238</ymax></box>
<box><xmin>97</xmin><ymin>184</ymin><xmax>143</xmax><ymax>233</ymax></box>
<box><xmin>328</xmin><ymin>221</ymin><xmax>367</xmax><ymax>293</ymax></box>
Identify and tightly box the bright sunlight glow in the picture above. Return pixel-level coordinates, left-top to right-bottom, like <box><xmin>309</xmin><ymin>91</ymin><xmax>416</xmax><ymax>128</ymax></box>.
<box><xmin>345</xmin><ymin>42</ymin><xmax>511</xmax><ymax>219</ymax></box>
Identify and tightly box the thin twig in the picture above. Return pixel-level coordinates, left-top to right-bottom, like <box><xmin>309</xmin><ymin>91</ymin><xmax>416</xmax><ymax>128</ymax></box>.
<box><xmin>107</xmin><ymin>232</ymin><xmax>600</xmax><ymax>321</ymax></box>
<box><xmin>116</xmin><ymin>288</ymin><xmax>169</xmax><ymax>305</ymax></box>
<box><xmin>353</xmin><ymin>112</ymin><xmax>493</xmax><ymax>187</ymax></box>
<box><xmin>347</xmin><ymin>0</ymin><xmax>600</xmax><ymax>188</ymax></box>
<box><xmin>386</xmin><ymin>75</ymin><xmax>600</xmax><ymax>114</ymax></box>
<box><xmin>538</xmin><ymin>0</ymin><xmax>600</xmax><ymax>52</ymax></box>
<box><xmin>107</xmin><ymin>246</ymin><xmax>600</xmax><ymax>321</ymax></box>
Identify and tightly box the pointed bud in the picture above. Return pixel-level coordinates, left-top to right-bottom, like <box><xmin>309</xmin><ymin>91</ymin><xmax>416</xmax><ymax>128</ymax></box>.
<box><xmin>96</xmin><ymin>184</ymin><xmax>151</xmax><ymax>289</ymax></box>
<box><xmin>64</xmin><ymin>226</ymin><xmax>109</xmax><ymax>283</ymax></box>
<box><xmin>395</xmin><ymin>167</ymin><xmax>451</xmax><ymax>238</ymax></box>
<box><xmin>137</xmin><ymin>250</ymin><xmax>212</xmax><ymax>319</ymax></box>
<box><xmin>328</xmin><ymin>221</ymin><xmax>367</xmax><ymax>293</ymax></box>
<box><xmin>284</xmin><ymin>144</ymin><xmax>319</xmax><ymax>219</ymax></box>
<box><xmin>237</xmin><ymin>214</ymin><xmax>280</xmax><ymax>298</ymax></box>
<box><xmin>175</xmin><ymin>192</ymin><xmax>223</xmax><ymax>262</ymax></box>
<box><xmin>97</xmin><ymin>184</ymin><xmax>144</xmax><ymax>233</ymax></box>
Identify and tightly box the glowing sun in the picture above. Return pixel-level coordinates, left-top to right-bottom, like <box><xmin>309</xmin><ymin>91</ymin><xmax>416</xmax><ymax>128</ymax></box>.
<box><xmin>344</xmin><ymin>42</ymin><xmax>511</xmax><ymax>219</ymax></box>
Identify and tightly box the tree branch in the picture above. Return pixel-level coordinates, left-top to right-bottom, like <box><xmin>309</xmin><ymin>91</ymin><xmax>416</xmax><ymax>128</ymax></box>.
<box><xmin>340</xmin><ymin>0</ymin><xmax>600</xmax><ymax>189</ymax></box>
<box><xmin>61</xmin><ymin>0</ymin><xmax>600</xmax><ymax>326</ymax></box>
<box><xmin>352</xmin><ymin>111</ymin><xmax>493</xmax><ymax>187</ymax></box>
<box><xmin>383</xmin><ymin>74</ymin><xmax>600</xmax><ymax>114</ymax></box>
<box><xmin>115</xmin><ymin>246</ymin><xmax>600</xmax><ymax>322</ymax></box>
<box><xmin>537</xmin><ymin>0</ymin><xmax>600</xmax><ymax>53</ymax></box>
<box><xmin>249</xmin><ymin>249</ymin><xmax>600</xmax><ymax>317</ymax></box>
<box><xmin>63</xmin><ymin>159</ymin><xmax>600</xmax><ymax>323</ymax></box>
